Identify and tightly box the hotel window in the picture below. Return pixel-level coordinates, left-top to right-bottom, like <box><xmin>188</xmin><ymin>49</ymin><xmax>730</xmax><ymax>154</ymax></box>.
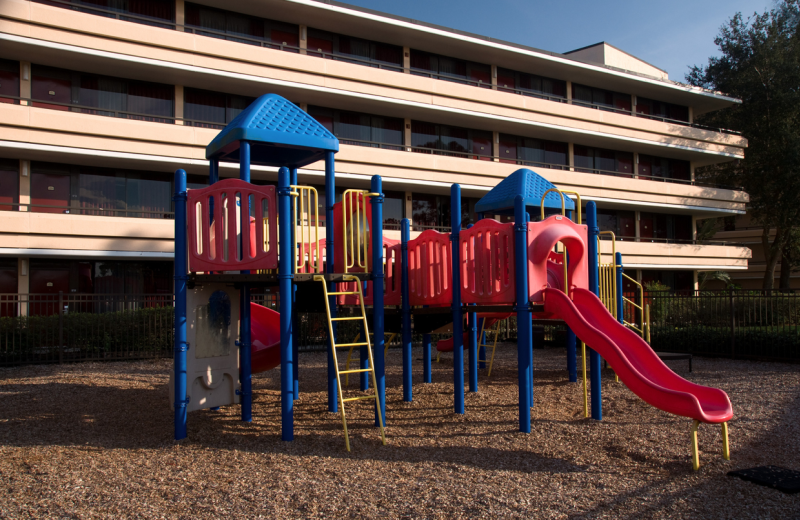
<box><xmin>641</xmin><ymin>270</ymin><xmax>694</xmax><ymax>292</ymax></box>
<box><xmin>410</xmin><ymin>50</ymin><xmax>491</xmax><ymax>88</ymax></box>
<box><xmin>596</xmin><ymin>210</ymin><xmax>635</xmax><ymax>239</ymax></box>
<box><xmin>0</xmin><ymin>159</ymin><xmax>19</xmax><ymax>212</ymax></box>
<box><xmin>412</xmin><ymin>193</ymin><xmax>450</xmax><ymax>230</ymax></box>
<box><xmin>31</xmin><ymin>162</ymin><xmax>172</xmax><ymax>219</ymax></box>
<box><xmin>411</xmin><ymin>121</ymin><xmax>492</xmax><ymax>159</ymax></box>
<box><xmin>383</xmin><ymin>191</ymin><xmax>405</xmax><ymax>230</ymax></box>
<box><xmin>0</xmin><ymin>59</ymin><xmax>20</xmax><ymax>104</ymax></box>
<box><xmin>636</xmin><ymin>97</ymin><xmax>689</xmax><ymax>123</ymax></box>
<box><xmin>34</xmin><ymin>0</ymin><xmax>174</xmax><ymax>29</ymax></box>
<box><xmin>308</xmin><ymin>106</ymin><xmax>404</xmax><ymax>150</ymax></box>
<box><xmin>31</xmin><ymin>65</ymin><xmax>174</xmax><ymax>123</ymax></box>
<box><xmin>498</xmin><ymin>134</ymin><xmax>568</xmax><ymax>169</ymax></box>
<box><xmin>184</xmin><ymin>88</ymin><xmax>255</xmax><ymax>128</ymax></box>
<box><xmin>573</xmin><ymin>145</ymin><xmax>634</xmax><ymax>177</ymax></box>
<box><xmin>637</xmin><ymin>155</ymin><xmax>691</xmax><ymax>182</ymax></box>
<box><xmin>185</xmin><ymin>3</ymin><xmax>298</xmax><ymax>50</ymax></box>
<box><xmin>572</xmin><ymin>84</ymin><xmax>632</xmax><ymax>113</ymax></box>
<box><xmin>639</xmin><ymin>213</ymin><xmax>693</xmax><ymax>242</ymax></box>
<box><xmin>307</xmin><ymin>29</ymin><xmax>402</xmax><ymax>70</ymax></box>
<box><xmin>0</xmin><ymin>258</ymin><xmax>17</xmax><ymax>317</ymax></box>
<box><xmin>496</xmin><ymin>68</ymin><xmax>567</xmax><ymax>101</ymax></box>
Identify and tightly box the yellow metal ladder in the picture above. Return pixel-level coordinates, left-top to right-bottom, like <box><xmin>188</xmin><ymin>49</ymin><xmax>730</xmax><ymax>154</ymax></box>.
<box><xmin>480</xmin><ymin>319</ymin><xmax>503</xmax><ymax>377</ymax></box>
<box><xmin>315</xmin><ymin>274</ymin><xmax>387</xmax><ymax>451</ymax></box>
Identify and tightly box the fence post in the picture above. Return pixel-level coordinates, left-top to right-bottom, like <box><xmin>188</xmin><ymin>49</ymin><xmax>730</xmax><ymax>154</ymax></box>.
<box><xmin>58</xmin><ymin>290</ymin><xmax>64</xmax><ymax>364</ymax></box>
<box><xmin>730</xmin><ymin>289</ymin><xmax>735</xmax><ymax>358</ymax></box>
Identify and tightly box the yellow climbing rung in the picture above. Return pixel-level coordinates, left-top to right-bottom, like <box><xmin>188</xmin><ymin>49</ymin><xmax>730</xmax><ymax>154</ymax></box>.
<box><xmin>343</xmin><ymin>395</ymin><xmax>378</xmax><ymax>403</ymax></box>
<box><xmin>314</xmin><ymin>273</ymin><xmax>387</xmax><ymax>452</ymax></box>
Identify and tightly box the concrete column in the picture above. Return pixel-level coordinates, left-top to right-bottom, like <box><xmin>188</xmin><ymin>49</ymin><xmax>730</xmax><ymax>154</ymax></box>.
<box><xmin>568</xmin><ymin>142</ymin><xmax>574</xmax><ymax>171</ymax></box>
<box><xmin>175</xmin><ymin>0</ymin><xmax>185</xmax><ymax>29</ymax></box>
<box><xmin>404</xmin><ymin>191</ymin><xmax>413</xmax><ymax>226</ymax></box>
<box><xmin>631</xmin><ymin>94</ymin><xmax>637</xmax><ymax>116</ymax></box>
<box><xmin>18</xmin><ymin>258</ymin><xmax>29</xmax><ymax>316</ymax></box>
<box><xmin>403</xmin><ymin>47</ymin><xmax>410</xmax><ymax>73</ymax></box>
<box><xmin>492</xmin><ymin>131</ymin><xmax>499</xmax><ymax>162</ymax></box>
<box><xmin>19</xmin><ymin>160</ymin><xmax>30</xmax><ymax>212</ymax></box>
<box><xmin>566</xmin><ymin>80</ymin><xmax>572</xmax><ymax>104</ymax></box>
<box><xmin>691</xmin><ymin>215</ymin><xmax>698</xmax><ymax>241</ymax></box>
<box><xmin>491</xmin><ymin>65</ymin><xmax>498</xmax><ymax>91</ymax></box>
<box><xmin>690</xmin><ymin>161</ymin><xmax>696</xmax><ymax>182</ymax></box>
<box><xmin>634</xmin><ymin>210</ymin><xmax>641</xmax><ymax>241</ymax></box>
<box><xmin>688</xmin><ymin>107</ymin><xmax>694</xmax><ymax>124</ymax></box>
<box><xmin>404</xmin><ymin>119</ymin><xmax>412</xmax><ymax>152</ymax></box>
<box><xmin>693</xmin><ymin>270</ymin><xmax>699</xmax><ymax>291</ymax></box>
<box><xmin>633</xmin><ymin>152</ymin><xmax>639</xmax><ymax>179</ymax></box>
<box><xmin>300</xmin><ymin>103</ymin><xmax>308</xmax><ymax>112</ymax></box>
<box><xmin>20</xmin><ymin>62</ymin><xmax>31</xmax><ymax>106</ymax></box>
<box><xmin>174</xmin><ymin>85</ymin><xmax>184</xmax><ymax>125</ymax></box>
<box><xmin>299</xmin><ymin>26</ymin><xmax>308</xmax><ymax>55</ymax></box>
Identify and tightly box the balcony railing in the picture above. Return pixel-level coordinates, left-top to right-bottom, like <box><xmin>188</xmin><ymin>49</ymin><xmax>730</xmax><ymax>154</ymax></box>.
<box><xmin>0</xmin><ymin>203</ymin><xmax>174</xmax><ymax>219</ymax></box>
<box><xmin>597</xmin><ymin>234</ymin><xmax>734</xmax><ymax>246</ymax></box>
<box><xmin>33</xmin><ymin>0</ymin><xmax>742</xmax><ymax>136</ymax></box>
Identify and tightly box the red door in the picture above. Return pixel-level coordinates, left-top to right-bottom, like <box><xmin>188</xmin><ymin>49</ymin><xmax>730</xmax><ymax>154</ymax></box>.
<box><xmin>639</xmin><ymin>213</ymin><xmax>654</xmax><ymax>240</ymax></box>
<box><xmin>30</xmin><ymin>262</ymin><xmax>70</xmax><ymax>315</ymax></box>
<box><xmin>31</xmin><ymin>172</ymin><xmax>70</xmax><ymax>213</ymax></box>
<box><xmin>499</xmin><ymin>136</ymin><xmax>517</xmax><ymax>164</ymax></box>
<box><xmin>0</xmin><ymin>168</ymin><xmax>18</xmax><ymax>211</ymax></box>
<box><xmin>471</xmin><ymin>134</ymin><xmax>492</xmax><ymax>161</ymax></box>
<box><xmin>32</xmin><ymin>75</ymin><xmax>71</xmax><ymax>111</ymax></box>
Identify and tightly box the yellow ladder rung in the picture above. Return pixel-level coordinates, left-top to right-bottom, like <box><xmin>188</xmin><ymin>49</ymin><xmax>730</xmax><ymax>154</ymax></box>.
<box><xmin>343</xmin><ymin>395</ymin><xmax>378</xmax><ymax>402</ymax></box>
<box><xmin>331</xmin><ymin>316</ymin><xmax>363</xmax><ymax>321</ymax></box>
<box><xmin>335</xmin><ymin>342</ymin><xmax>369</xmax><ymax>348</ymax></box>
<box><xmin>339</xmin><ymin>368</ymin><xmax>372</xmax><ymax>374</ymax></box>
<box><xmin>328</xmin><ymin>291</ymin><xmax>359</xmax><ymax>295</ymax></box>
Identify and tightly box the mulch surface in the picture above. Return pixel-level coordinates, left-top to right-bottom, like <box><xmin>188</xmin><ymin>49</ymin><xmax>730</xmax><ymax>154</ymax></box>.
<box><xmin>1</xmin><ymin>345</ymin><xmax>798</xmax><ymax>518</ymax></box>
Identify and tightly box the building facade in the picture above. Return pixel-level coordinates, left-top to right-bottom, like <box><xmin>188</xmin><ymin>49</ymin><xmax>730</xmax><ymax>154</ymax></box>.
<box><xmin>0</xmin><ymin>0</ymin><xmax>751</xmax><ymax>310</ymax></box>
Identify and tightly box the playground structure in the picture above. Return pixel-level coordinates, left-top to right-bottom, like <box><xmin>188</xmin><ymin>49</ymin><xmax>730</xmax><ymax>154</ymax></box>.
<box><xmin>172</xmin><ymin>94</ymin><xmax>733</xmax><ymax>468</ymax></box>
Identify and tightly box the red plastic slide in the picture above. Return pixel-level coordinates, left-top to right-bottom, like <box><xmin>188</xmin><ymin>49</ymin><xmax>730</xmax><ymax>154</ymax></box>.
<box><xmin>250</xmin><ymin>302</ymin><xmax>281</xmax><ymax>374</ymax></box>
<box><xmin>544</xmin><ymin>288</ymin><xmax>733</xmax><ymax>424</ymax></box>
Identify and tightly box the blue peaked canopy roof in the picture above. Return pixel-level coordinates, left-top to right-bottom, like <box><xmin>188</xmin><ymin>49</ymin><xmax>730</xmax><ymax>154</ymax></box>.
<box><xmin>475</xmin><ymin>168</ymin><xmax>575</xmax><ymax>214</ymax></box>
<box><xmin>206</xmin><ymin>94</ymin><xmax>339</xmax><ymax>168</ymax></box>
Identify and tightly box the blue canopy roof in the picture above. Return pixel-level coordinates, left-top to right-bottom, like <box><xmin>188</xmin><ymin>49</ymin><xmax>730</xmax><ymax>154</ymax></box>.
<box><xmin>475</xmin><ymin>168</ymin><xmax>575</xmax><ymax>214</ymax></box>
<box><xmin>206</xmin><ymin>94</ymin><xmax>339</xmax><ymax>168</ymax></box>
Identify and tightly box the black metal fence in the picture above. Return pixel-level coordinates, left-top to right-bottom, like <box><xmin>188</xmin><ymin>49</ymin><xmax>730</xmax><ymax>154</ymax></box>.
<box><xmin>645</xmin><ymin>290</ymin><xmax>800</xmax><ymax>362</ymax></box>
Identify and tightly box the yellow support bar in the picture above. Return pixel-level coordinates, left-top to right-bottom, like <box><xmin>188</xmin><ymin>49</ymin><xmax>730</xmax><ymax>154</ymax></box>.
<box><xmin>290</xmin><ymin>185</ymin><xmax>321</xmax><ymax>274</ymax></box>
<box><xmin>722</xmin><ymin>422</ymin><xmax>730</xmax><ymax>460</ymax></box>
<box><xmin>691</xmin><ymin>420</ymin><xmax>701</xmax><ymax>471</ymax></box>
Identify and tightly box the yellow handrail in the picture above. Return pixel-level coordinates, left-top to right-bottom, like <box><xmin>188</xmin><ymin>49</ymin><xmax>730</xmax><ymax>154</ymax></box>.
<box><xmin>621</xmin><ymin>272</ymin><xmax>647</xmax><ymax>338</ymax></box>
<box><xmin>539</xmin><ymin>188</ymin><xmax>566</xmax><ymax>220</ymax></box>
<box><xmin>290</xmin><ymin>185</ymin><xmax>321</xmax><ymax>274</ymax></box>
<box><xmin>342</xmin><ymin>189</ymin><xmax>379</xmax><ymax>273</ymax></box>
<box><xmin>558</xmin><ymin>190</ymin><xmax>582</xmax><ymax>225</ymax></box>
<box><xmin>596</xmin><ymin>231</ymin><xmax>617</xmax><ymax>318</ymax></box>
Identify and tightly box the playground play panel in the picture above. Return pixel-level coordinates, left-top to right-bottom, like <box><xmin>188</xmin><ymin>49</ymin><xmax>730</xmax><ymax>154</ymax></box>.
<box><xmin>1</xmin><ymin>351</ymin><xmax>798</xmax><ymax>517</ymax></box>
<box><xmin>171</xmin><ymin>94</ymin><xmax>731</xmax><ymax>469</ymax></box>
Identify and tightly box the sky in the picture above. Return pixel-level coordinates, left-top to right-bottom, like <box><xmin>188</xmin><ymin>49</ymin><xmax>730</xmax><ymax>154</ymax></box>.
<box><xmin>340</xmin><ymin>0</ymin><xmax>774</xmax><ymax>82</ymax></box>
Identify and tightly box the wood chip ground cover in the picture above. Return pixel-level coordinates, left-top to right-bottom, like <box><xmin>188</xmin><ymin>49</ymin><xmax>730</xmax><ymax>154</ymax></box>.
<box><xmin>0</xmin><ymin>345</ymin><xmax>798</xmax><ymax>518</ymax></box>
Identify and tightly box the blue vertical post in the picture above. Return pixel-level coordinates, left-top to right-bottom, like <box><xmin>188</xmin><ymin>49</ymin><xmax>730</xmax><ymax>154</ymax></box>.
<box><xmin>239</xmin><ymin>142</ymin><xmax>252</xmax><ymax>423</ymax></box>
<box><xmin>451</xmin><ymin>184</ymin><xmax>465</xmax><ymax>414</ymax></box>
<box><xmin>527</xmin><ymin>211</ymin><xmax>534</xmax><ymax>406</ymax></box>
<box><xmin>290</xmin><ymin>168</ymin><xmax>299</xmax><ymax>401</ymax></box>
<box><xmin>209</xmin><ymin>159</ymin><xmax>219</xmax><ymax>185</ymax></box>
<box><xmin>278</xmin><ymin>166</ymin><xmax>294</xmax><ymax>440</ymax></box>
<box><xmin>173</xmin><ymin>169</ymin><xmax>188</xmax><ymax>440</ymax></box>
<box><xmin>400</xmin><ymin>218</ymin><xmax>412</xmax><ymax>402</ymax></box>
<box><xmin>325</xmin><ymin>152</ymin><xmax>337</xmax><ymax>413</ymax></box>
<box><xmin>615</xmin><ymin>252</ymin><xmax>624</xmax><ymax>326</ymax></box>
<box><xmin>422</xmin><ymin>333</ymin><xmax>432</xmax><ymax>383</ymax></box>
<box><xmin>514</xmin><ymin>195</ymin><xmax>532</xmax><ymax>433</ymax></box>
<box><xmin>587</xmin><ymin>201</ymin><xmax>602</xmax><ymax>420</ymax></box>
<box><xmin>371</xmin><ymin>175</ymin><xmax>387</xmax><ymax>425</ymax></box>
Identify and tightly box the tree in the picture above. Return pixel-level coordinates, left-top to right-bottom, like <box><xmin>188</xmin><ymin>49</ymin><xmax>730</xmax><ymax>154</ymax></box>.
<box><xmin>687</xmin><ymin>1</ymin><xmax>800</xmax><ymax>290</ymax></box>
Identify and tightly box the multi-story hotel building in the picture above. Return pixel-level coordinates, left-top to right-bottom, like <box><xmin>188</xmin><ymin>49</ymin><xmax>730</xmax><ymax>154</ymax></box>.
<box><xmin>0</xmin><ymin>0</ymin><xmax>751</xmax><ymax>308</ymax></box>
